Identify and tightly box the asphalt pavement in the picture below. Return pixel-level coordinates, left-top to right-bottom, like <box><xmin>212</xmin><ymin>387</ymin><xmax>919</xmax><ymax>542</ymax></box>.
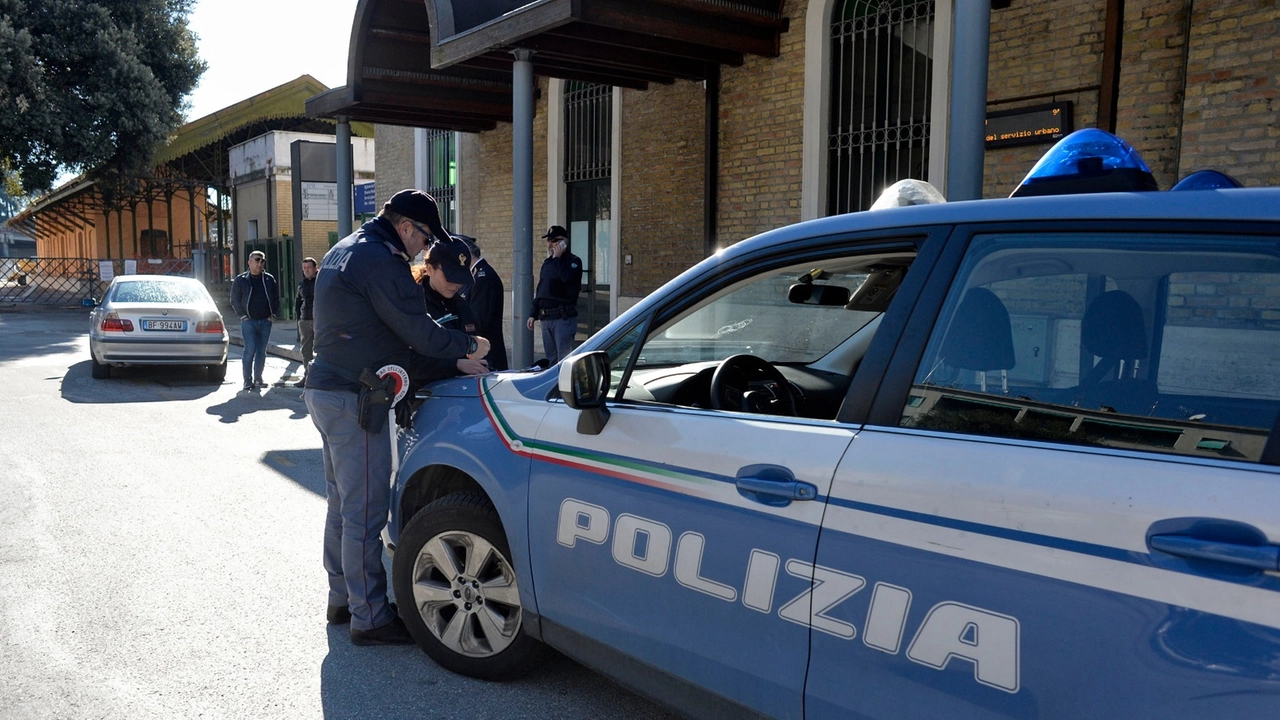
<box><xmin>0</xmin><ymin>308</ymin><xmax>679</xmax><ymax>720</ymax></box>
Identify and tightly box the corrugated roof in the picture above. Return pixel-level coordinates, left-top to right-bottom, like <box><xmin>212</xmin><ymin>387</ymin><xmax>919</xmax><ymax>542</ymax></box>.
<box><xmin>154</xmin><ymin>75</ymin><xmax>373</xmax><ymax>165</ymax></box>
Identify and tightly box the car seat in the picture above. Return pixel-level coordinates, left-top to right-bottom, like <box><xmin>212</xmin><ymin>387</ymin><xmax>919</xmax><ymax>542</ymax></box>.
<box><xmin>1075</xmin><ymin>289</ymin><xmax>1158</xmax><ymax>414</ymax></box>
<box><xmin>939</xmin><ymin>287</ymin><xmax>1016</xmax><ymax>393</ymax></box>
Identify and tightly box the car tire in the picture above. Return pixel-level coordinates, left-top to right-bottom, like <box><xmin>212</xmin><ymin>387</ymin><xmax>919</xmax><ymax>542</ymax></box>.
<box><xmin>90</xmin><ymin>354</ymin><xmax>111</xmax><ymax>379</ymax></box>
<box><xmin>208</xmin><ymin>361</ymin><xmax>227</xmax><ymax>383</ymax></box>
<box><xmin>392</xmin><ymin>492</ymin><xmax>538</xmax><ymax>680</ymax></box>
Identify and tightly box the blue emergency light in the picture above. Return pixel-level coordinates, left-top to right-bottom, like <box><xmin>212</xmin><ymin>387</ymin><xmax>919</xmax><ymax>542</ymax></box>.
<box><xmin>1010</xmin><ymin>128</ymin><xmax>1159</xmax><ymax>197</ymax></box>
<box><xmin>1171</xmin><ymin>169</ymin><xmax>1243</xmax><ymax>191</ymax></box>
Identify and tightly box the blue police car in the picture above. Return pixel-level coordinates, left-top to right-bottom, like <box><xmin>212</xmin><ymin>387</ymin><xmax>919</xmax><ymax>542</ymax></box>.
<box><xmin>387</xmin><ymin>131</ymin><xmax>1280</xmax><ymax>718</ymax></box>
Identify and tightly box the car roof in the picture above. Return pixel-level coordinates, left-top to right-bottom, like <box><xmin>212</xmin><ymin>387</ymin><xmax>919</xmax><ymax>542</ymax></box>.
<box><xmin>732</xmin><ymin>188</ymin><xmax>1280</xmax><ymax>258</ymax></box>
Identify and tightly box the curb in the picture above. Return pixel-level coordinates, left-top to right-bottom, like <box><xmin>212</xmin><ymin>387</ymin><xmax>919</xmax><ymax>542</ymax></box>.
<box><xmin>227</xmin><ymin>332</ymin><xmax>303</xmax><ymax>363</ymax></box>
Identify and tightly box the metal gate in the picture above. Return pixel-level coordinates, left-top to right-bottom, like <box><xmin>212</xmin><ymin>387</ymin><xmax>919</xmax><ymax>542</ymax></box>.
<box><xmin>828</xmin><ymin>0</ymin><xmax>935</xmax><ymax>214</ymax></box>
<box><xmin>421</xmin><ymin>129</ymin><xmax>457</xmax><ymax>231</ymax></box>
<box><xmin>0</xmin><ymin>257</ymin><xmax>194</xmax><ymax>306</ymax></box>
<box><xmin>564</xmin><ymin>81</ymin><xmax>613</xmax><ymax>339</ymax></box>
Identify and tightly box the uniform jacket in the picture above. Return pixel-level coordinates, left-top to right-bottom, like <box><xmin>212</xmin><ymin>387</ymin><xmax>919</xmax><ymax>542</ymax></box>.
<box><xmin>308</xmin><ymin>216</ymin><xmax>472</xmax><ymax>392</ymax></box>
<box><xmin>467</xmin><ymin>257</ymin><xmax>508</xmax><ymax>371</ymax></box>
<box><xmin>415</xmin><ymin>281</ymin><xmax>481</xmax><ymax>384</ymax></box>
<box><xmin>230</xmin><ymin>270</ymin><xmax>279</xmax><ymax>320</ymax></box>
<box><xmin>294</xmin><ymin>275</ymin><xmax>315</xmax><ymax>321</ymax></box>
<box><xmin>530</xmin><ymin>251</ymin><xmax>583</xmax><ymax>318</ymax></box>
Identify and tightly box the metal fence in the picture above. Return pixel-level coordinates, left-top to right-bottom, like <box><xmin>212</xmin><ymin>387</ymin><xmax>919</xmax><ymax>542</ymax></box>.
<box><xmin>0</xmin><ymin>257</ymin><xmax>195</xmax><ymax>306</ymax></box>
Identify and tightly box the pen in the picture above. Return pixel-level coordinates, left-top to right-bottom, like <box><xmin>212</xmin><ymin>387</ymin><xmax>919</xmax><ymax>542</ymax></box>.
<box><xmin>434</xmin><ymin>312</ymin><xmax>457</xmax><ymax>324</ymax></box>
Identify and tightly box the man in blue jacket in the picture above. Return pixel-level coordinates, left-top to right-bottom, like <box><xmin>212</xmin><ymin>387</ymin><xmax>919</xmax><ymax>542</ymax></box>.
<box><xmin>306</xmin><ymin>189</ymin><xmax>490</xmax><ymax>647</ymax></box>
<box><xmin>229</xmin><ymin>250</ymin><xmax>279</xmax><ymax>392</ymax></box>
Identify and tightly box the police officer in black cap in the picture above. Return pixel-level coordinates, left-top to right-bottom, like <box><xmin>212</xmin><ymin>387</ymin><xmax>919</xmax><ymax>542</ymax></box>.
<box><xmin>455</xmin><ymin>234</ymin><xmax>508</xmax><ymax>371</ymax></box>
<box><xmin>413</xmin><ymin>236</ymin><xmax>490</xmax><ymax>380</ymax></box>
<box><xmin>526</xmin><ymin>225</ymin><xmax>582</xmax><ymax>365</ymax></box>
<box><xmin>306</xmin><ymin>189</ymin><xmax>490</xmax><ymax>646</ymax></box>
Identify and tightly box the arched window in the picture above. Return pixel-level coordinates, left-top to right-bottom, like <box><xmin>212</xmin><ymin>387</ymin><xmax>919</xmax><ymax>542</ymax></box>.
<box><xmin>828</xmin><ymin>0</ymin><xmax>935</xmax><ymax>214</ymax></box>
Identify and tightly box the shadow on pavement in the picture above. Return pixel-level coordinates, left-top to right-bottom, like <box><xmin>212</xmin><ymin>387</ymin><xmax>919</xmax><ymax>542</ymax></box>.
<box><xmin>317</xmin><ymin>628</ymin><xmax>676</xmax><ymax>720</ymax></box>
<box><xmin>60</xmin><ymin>360</ymin><xmax>223</xmax><ymax>403</ymax></box>
<box><xmin>0</xmin><ymin>309</ymin><xmax>89</xmax><ymax>362</ymax></box>
<box><xmin>260</xmin><ymin>447</ymin><xmax>325</xmax><ymax>497</ymax></box>
<box><xmin>206</xmin><ymin>385</ymin><xmax>309</xmax><ymax>423</ymax></box>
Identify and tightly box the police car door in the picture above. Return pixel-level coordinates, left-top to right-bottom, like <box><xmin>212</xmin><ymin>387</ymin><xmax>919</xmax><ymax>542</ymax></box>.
<box><xmin>528</xmin><ymin>238</ymin><xmax>926</xmax><ymax>720</ymax></box>
<box><xmin>808</xmin><ymin>222</ymin><xmax>1280</xmax><ymax>718</ymax></box>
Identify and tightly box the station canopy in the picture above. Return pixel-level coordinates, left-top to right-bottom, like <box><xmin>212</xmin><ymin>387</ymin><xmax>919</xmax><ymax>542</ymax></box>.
<box><xmin>306</xmin><ymin>0</ymin><xmax>788</xmax><ymax>131</ymax></box>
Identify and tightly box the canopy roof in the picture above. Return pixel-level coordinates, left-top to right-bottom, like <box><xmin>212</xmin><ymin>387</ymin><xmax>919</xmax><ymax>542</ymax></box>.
<box><xmin>306</xmin><ymin>0</ymin><xmax>788</xmax><ymax>130</ymax></box>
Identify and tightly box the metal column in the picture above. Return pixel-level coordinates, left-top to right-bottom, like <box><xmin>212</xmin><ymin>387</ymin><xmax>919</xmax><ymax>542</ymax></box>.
<box><xmin>945</xmin><ymin>0</ymin><xmax>991</xmax><ymax>201</ymax></box>
<box><xmin>336</xmin><ymin>117</ymin><xmax>353</xmax><ymax>238</ymax></box>
<box><xmin>511</xmin><ymin>49</ymin><xmax>535</xmax><ymax>368</ymax></box>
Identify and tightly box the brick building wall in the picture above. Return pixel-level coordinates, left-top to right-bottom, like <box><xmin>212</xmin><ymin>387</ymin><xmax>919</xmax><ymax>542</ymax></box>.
<box><xmin>1178</xmin><ymin>0</ymin><xmax>1280</xmax><ymax>186</ymax></box>
<box><xmin>618</xmin><ymin>80</ymin><xmax>706</xmax><ymax>297</ymax></box>
<box><xmin>375</xmin><ymin>125</ymin><xmax>415</xmax><ymax>209</ymax></box>
<box><xmin>716</xmin><ymin>0</ymin><xmax>809</xmax><ymax>247</ymax></box>
<box><xmin>984</xmin><ymin>0</ymin><xmax>1107</xmax><ymax>196</ymax></box>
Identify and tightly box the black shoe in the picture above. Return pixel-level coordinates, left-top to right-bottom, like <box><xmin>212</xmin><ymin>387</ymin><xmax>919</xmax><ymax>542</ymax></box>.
<box><xmin>243</xmin><ymin>382</ymin><xmax>254</xmax><ymax>392</ymax></box>
<box><xmin>255</xmin><ymin>379</ymin><xmax>267</xmax><ymax>388</ymax></box>
<box><xmin>327</xmin><ymin>604</ymin><xmax>352</xmax><ymax>624</ymax></box>
<box><xmin>294</xmin><ymin>377</ymin><xmax>307</xmax><ymax>388</ymax></box>
<box><xmin>351</xmin><ymin>616</ymin><xmax>415</xmax><ymax>646</ymax></box>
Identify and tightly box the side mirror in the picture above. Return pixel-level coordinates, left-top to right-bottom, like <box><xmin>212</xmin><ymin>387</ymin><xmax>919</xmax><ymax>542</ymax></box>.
<box><xmin>788</xmin><ymin>283</ymin><xmax>850</xmax><ymax>306</ymax></box>
<box><xmin>82</xmin><ymin>298</ymin><xmax>98</xmax><ymax>308</ymax></box>
<box><xmin>558</xmin><ymin>351</ymin><xmax>612</xmax><ymax>434</ymax></box>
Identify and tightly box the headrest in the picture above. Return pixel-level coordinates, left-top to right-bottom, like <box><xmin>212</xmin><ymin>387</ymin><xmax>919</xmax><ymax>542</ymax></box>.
<box><xmin>940</xmin><ymin>287</ymin><xmax>1016</xmax><ymax>372</ymax></box>
<box><xmin>1082</xmin><ymin>290</ymin><xmax>1147</xmax><ymax>360</ymax></box>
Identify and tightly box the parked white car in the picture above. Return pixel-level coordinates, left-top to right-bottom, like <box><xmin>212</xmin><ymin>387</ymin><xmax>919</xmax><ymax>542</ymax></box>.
<box><xmin>88</xmin><ymin>275</ymin><xmax>228</xmax><ymax>382</ymax></box>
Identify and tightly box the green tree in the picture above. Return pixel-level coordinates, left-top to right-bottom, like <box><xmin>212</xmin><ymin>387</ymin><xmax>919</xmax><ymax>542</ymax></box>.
<box><xmin>0</xmin><ymin>0</ymin><xmax>205</xmax><ymax>194</ymax></box>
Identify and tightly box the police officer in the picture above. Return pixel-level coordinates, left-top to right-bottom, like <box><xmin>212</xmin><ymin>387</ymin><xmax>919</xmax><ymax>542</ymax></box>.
<box><xmin>526</xmin><ymin>225</ymin><xmax>582</xmax><ymax>365</ymax></box>
<box><xmin>415</xmin><ymin>236</ymin><xmax>490</xmax><ymax>381</ymax></box>
<box><xmin>455</xmin><ymin>234</ymin><xmax>508</xmax><ymax>371</ymax></box>
<box><xmin>306</xmin><ymin>189</ymin><xmax>490</xmax><ymax>646</ymax></box>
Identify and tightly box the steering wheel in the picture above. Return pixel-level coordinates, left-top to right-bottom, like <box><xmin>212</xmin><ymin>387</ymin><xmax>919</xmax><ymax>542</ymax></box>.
<box><xmin>709</xmin><ymin>354</ymin><xmax>797</xmax><ymax>416</ymax></box>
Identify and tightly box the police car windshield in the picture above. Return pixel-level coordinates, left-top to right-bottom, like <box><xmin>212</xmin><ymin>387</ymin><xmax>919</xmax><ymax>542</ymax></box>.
<box><xmin>640</xmin><ymin>264</ymin><xmax>881</xmax><ymax>366</ymax></box>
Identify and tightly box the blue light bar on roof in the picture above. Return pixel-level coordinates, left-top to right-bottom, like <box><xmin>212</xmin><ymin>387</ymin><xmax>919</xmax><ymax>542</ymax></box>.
<box><xmin>1171</xmin><ymin>169</ymin><xmax>1243</xmax><ymax>191</ymax></box>
<box><xmin>1010</xmin><ymin>128</ymin><xmax>1159</xmax><ymax>197</ymax></box>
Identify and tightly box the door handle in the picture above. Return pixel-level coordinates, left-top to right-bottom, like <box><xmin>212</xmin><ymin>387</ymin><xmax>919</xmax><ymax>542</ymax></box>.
<box><xmin>734</xmin><ymin>464</ymin><xmax>817</xmax><ymax>507</ymax></box>
<box><xmin>1148</xmin><ymin>534</ymin><xmax>1280</xmax><ymax>571</ymax></box>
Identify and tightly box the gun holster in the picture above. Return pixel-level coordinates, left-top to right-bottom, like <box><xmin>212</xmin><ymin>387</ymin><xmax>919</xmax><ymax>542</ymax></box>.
<box><xmin>356</xmin><ymin>368</ymin><xmax>395</xmax><ymax>433</ymax></box>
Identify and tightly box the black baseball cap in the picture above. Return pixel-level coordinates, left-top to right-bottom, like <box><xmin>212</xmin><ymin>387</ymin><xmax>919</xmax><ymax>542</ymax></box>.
<box><xmin>427</xmin><ymin>237</ymin><xmax>473</xmax><ymax>287</ymax></box>
<box><xmin>540</xmin><ymin>225</ymin><xmax>568</xmax><ymax>240</ymax></box>
<box><xmin>385</xmin><ymin>189</ymin><xmax>449</xmax><ymax>241</ymax></box>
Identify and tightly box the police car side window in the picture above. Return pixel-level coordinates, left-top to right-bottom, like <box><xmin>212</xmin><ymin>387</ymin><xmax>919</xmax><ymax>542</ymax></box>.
<box><xmin>901</xmin><ymin>232</ymin><xmax>1280</xmax><ymax>463</ymax></box>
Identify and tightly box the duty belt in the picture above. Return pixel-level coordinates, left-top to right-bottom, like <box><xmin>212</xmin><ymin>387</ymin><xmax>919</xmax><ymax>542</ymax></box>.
<box><xmin>538</xmin><ymin>305</ymin><xmax>576</xmax><ymax>319</ymax></box>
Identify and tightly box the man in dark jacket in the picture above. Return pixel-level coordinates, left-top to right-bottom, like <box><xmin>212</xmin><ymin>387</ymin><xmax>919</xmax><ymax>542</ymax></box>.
<box><xmin>526</xmin><ymin>225</ymin><xmax>582</xmax><ymax>365</ymax></box>
<box><xmin>455</xmin><ymin>235</ymin><xmax>508</xmax><ymax>370</ymax></box>
<box><xmin>229</xmin><ymin>250</ymin><xmax>279</xmax><ymax>392</ymax></box>
<box><xmin>294</xmin><ymin>257</ymin><xmax>316</xmax><ymax>386</ymax></box>
<box><xmin>305</xmin><ymin>189</ymin><xmax>490</xmax><ymax>647</ymax></box>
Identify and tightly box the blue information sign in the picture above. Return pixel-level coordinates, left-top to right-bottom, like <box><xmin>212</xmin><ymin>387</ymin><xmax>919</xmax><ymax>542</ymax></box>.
<box><xmin>354</xmin><ymin>182</ymin><xmax>377</xmax><ymax>215</ymax></box>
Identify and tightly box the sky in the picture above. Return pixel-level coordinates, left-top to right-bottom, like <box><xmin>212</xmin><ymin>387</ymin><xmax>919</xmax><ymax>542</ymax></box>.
<box><xmin>183</xmin><ymin>0</ymin><xmax>359</xmax><ymax>121</ymax></box>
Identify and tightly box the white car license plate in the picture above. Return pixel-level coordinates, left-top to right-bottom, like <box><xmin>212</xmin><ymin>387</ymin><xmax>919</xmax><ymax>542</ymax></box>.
<box><xmin>142</xmin><ymin>319</ymin><xmax>187</xmax><ymax>331</ymax></box>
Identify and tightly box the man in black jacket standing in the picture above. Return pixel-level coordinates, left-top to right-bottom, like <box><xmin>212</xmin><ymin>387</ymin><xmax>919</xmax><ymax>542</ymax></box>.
<box><xmin>230</xmin><ymin>250</ymin><xmax>279</xmax><ymax>392</ymax></box>
<box><xmin>294</xmin><ymin>257</ymin><xmax>316</xmax><ymax>387</ymax></box>
<box><xmin>306</xmin><ymin>190</ymin><xmax>490</xmax><ymax>647</ymax></box>
<box><xmin>456</xmin><ymin>235</ymin><xmax>508</xmax><ymax>370</ymax></box>
<box><xmin>526</xmin><ymin>225</ymin><xmax>582</xmax><ymax>365</ymax></box>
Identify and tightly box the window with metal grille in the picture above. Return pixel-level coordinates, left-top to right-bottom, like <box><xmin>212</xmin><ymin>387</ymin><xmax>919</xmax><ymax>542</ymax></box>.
<box><xmin>564</xmin><ymin>82</ymin><xmax>612</xmax><ymax>182</ymax></box>
<box><xmin>421</xmin><ymin>129</ymin><xmax>457</xmax><ymax>229</ymax></box>
<box><xmin>828</xmin><ymin>0</ymin><xmax>934</xmax><ymax>214</ymax></box>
